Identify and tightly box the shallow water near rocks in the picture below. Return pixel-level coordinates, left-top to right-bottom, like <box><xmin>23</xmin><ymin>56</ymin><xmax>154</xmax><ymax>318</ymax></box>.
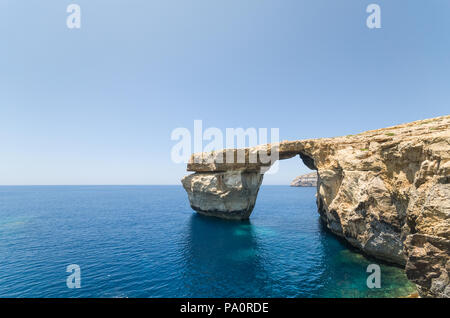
<box><xmin>0</xmin><ymin>185</ymin><xmax>416</xmax><ymax>297</ymax></box>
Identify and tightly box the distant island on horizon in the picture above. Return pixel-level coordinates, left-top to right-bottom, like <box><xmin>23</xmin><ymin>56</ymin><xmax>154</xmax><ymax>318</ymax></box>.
<box><xmin>290</xmin><ymin>172</ymin><xmax>318</xmax><ymax>187</ymax></box>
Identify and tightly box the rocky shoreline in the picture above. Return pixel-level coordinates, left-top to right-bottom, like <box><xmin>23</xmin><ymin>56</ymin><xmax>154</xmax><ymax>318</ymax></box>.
<box><xmin>181</xmin><ymin>116</ymin><xmax>449</xmax><ymax>298</ymax></box>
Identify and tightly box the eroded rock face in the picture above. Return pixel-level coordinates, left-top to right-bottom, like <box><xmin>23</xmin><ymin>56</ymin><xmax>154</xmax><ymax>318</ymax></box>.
<box><xmin>181</xmin><ymin>170</ymin><xmax>263</xmax><ymax>220</ymax></box>
<box><xmin>404</xmin><ymin>234</ymin><xmax>449</xmax><ymax>298</ymax></box>
<box><xmin>181</xmin><ymin>115</ymin><xmax>450</xmax><ymax>297</ymax></box>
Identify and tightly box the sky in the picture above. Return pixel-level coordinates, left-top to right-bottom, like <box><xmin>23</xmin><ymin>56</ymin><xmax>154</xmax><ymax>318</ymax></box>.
<box><xmin>1</xmin><ymin>0</ymin><xmax>449</xmax><ymax>185</ymax></box>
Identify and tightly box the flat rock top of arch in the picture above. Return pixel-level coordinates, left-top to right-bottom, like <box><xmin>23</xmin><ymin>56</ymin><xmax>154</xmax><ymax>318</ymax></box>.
<box><xmin>187</xmin><ymin>115</ymin><xmax>450</xmax><ymax>172</ymax></box>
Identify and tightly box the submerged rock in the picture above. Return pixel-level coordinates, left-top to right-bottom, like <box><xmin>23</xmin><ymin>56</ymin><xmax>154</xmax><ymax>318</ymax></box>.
<box><xmin>290</xmin><ymin>172</ymin><xmax>317</xmax><ymax>187</ymax></box>
<box><xmin>181</xmin><ymin>115</ymin><xmax>450</xmax><ymax>297</ymax></box>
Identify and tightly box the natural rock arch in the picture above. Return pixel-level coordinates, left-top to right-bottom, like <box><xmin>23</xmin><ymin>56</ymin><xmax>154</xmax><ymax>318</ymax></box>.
<box><xmin>181</xmin><ymin>116</ymin><xmax>450</xmax><ymax>298</ymax></box>
<box><xmin>181</xmin><ymin>148</ymin><xmax>315</xmax><ymax>220</ymax></box>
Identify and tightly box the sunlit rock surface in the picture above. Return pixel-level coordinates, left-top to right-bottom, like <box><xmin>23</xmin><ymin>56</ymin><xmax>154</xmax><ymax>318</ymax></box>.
<box><xmin>181</xmin><ymin>171</ymin><xmax>263</xmax><ymax>220</ymax></box>
<box><xmin>181</xmin><ymin>115</ymin><xmax>450</xmax><ymax>297</ymax></box>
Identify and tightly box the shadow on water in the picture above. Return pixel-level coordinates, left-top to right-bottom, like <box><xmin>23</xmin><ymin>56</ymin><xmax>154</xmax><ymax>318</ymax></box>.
<box><xmin>180</xmin><ymin>213</ymin><xmax>271</xmax><ymax>297</ymax></box>
<box><xmin>178</xmin><ymin>188</ymin><xmax>415</xmax><ymax>298</ymax></box>
<box><xmin>314</xmin><ymin>219</ymin><xmax>416</xmax><ymax>298</ymax></box>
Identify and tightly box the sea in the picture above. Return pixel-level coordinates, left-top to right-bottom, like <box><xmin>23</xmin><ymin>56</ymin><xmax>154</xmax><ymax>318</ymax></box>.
<box><xmin>0</xmin><ymin>185</ymin><xmax>416</xmax><ymax>298</ymax></box>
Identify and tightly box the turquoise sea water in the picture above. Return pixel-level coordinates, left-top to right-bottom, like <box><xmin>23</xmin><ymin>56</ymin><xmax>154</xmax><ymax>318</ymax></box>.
<box><xmin>0</xmin><ymin>186</ymin><xmax>416</xmax><ymax>298</ymax></box>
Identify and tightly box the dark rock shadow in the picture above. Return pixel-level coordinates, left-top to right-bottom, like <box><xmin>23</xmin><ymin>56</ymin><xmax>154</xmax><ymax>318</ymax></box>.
<box><xmin>180</xmin><ymin>213</ymin><xmax>269</xmax><ymax>297</ymax></box>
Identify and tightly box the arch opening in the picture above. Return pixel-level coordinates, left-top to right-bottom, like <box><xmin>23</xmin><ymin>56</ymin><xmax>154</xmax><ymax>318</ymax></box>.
<box><xmin>182</xmin><ymin>150</ymin><xmax>319</xmax><ymax>220</ymax></box>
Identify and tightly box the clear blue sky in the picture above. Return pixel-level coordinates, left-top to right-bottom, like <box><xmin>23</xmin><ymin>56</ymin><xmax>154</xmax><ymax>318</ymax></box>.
<box><xmin>1</xmin><ymin>0</ymin><xmax>449</xmax><ymax>185</ymax></box>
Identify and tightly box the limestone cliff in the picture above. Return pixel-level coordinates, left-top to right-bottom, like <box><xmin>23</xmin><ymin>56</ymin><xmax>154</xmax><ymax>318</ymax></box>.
<box><xmin>290</xmin><ymin>172</ymin><xmax>318</xmax><ymax>187</ymax></box>
<box><xmin>181</xmin><ymin>115</ymin><xmax>450</xmax><ymax>297</ymax></box>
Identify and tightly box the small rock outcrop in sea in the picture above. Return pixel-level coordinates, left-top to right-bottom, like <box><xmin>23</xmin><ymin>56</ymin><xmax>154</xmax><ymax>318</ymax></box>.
<box><xmin>290</xmin><ymin>172</ymin><xmax>317</xmax><ymax>187</ymax></box>
<box><xmin>181</xmin><ymin>115</ymin><xmax>450</xmax><ymax>298</ymax></box>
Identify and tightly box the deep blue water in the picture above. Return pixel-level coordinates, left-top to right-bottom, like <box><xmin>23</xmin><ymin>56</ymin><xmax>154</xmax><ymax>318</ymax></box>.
<box><xmin>0</xmin><ymin>186</ymin><xmax>415</xmax><ymax>298</ymax></box>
